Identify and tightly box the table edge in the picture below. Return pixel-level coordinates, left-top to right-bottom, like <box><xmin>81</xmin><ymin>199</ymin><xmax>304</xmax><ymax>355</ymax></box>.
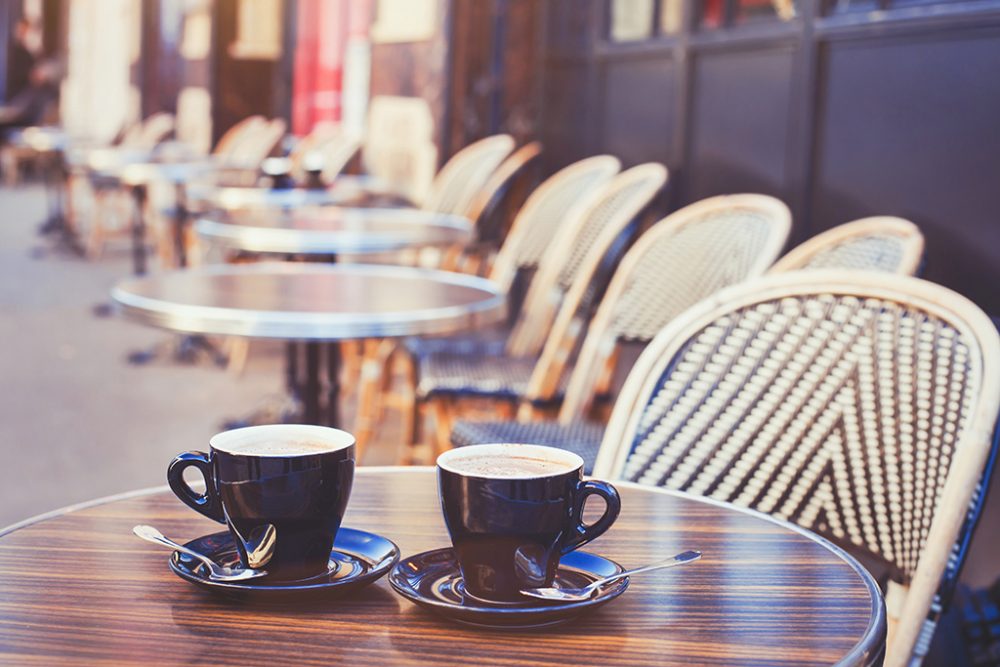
<box><xmin>193</xmin><ymin>213</ymin><xmax>474</xmax><ymax>255</ymax></box>
<box><xmin>109</xmin><ymin>264</ymin><xmax>508</xmax><ymax>340</ymax></box>
<box><xmin>0</xmin><ymin>467</ymin><xmax>886</xmax><ymax>665</ymax></box>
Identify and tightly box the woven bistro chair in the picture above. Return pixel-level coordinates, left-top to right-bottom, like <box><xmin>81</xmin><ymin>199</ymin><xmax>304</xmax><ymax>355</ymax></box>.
<box><xmin>438</xmin><ymin>141</ymin><xmax>543</xmax><ymax>274</ymax></box>
<box><xmin>353</xmin><ymin>155</ymin><xmax>622</xmax><ymax>459</ymax></box>
<box><xmin>118</xmin><ymin>112</ymin><xmax>175</xmax><ymax>150</ymax></box>
<box><xmin>770</xmin><ymin>216</ymin><xmax>924</xmax><ymax>274</ymax></box>
<box><xmin>411</xmin><ymin>163</ymin><xmax>668</xmax><ymax>456</ymax></box>
<box><xmin>212</xmin><ymin>115</ymin><xmax>267</xmax><ymax>159</ymax></box>
<box><xmin>450</xmin><ymin>194</ymin><xmax>792</xmax><ymax>462</ymax></box>
<box><xmin>224</xmin><ymin>118</ymin><xmax>287</xmax><ymax>171</ymax></box>
<box><xmin>592</xmin><ymin>271</ymin><xmax>1000</xmax><ymax>667</ymax></box>
<box><xmin>419</xmin><ymin>134</ymin><xmax>515</xmax><ymax>216</ymax></box>
<box><xmin>451</xmin><ymin>210</ymin><xmax>926</xmax><ymax>465</ymax></box>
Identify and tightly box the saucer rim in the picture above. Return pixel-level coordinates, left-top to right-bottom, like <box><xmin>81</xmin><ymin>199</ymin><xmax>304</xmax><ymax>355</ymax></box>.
<box><xmin>168</xmin><ymin>526</ymin><xmax>400</xmax><ymax>592</ymax></box>
<box><xmin>388</xmin><ymin>546</ymin><xmax>629</xmax><ymax>615</ymax></box>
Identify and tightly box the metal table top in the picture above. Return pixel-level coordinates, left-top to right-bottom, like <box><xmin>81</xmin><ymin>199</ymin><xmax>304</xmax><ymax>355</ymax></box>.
<box><xmin>186</xmin><ymin>176</ymin><xmax>397</xmax><ymax>211</ymax></box>
<box><xmin>6</xmin><ymin>126</ymin><xmax>71</xmax><ymax>152</ymax></box>
<box><xmin>111</xmin><ymin>262</ymin><xmax>506</xmax><ymax>340</ymax></box>
<box><xmin>195</xmin><ymin>207</ymin><xmax>473</xmax><ymax>255</ymax></box>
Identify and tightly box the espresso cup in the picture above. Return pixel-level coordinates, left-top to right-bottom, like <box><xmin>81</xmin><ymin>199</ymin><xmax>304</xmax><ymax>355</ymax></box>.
<box><xmin>167</xmin><ymin>424</ymin><xmax>355</xmax><ymax>580</ymax></box>
<box><xmin>437</xmin><ymin>443</ymin><xmax>621</xmax><ymax>603</ymax></box>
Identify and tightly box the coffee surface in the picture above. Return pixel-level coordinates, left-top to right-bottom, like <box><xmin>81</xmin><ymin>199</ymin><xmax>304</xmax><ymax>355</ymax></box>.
<box><xmin>446</xmin><ymin>454</ymin><xmax>573</xmax><ymax>478</ymax></box>
<box><xmin>223</xmin><ymin>439</ymin><xmax>336</xmax><ymax>457</ymax></box>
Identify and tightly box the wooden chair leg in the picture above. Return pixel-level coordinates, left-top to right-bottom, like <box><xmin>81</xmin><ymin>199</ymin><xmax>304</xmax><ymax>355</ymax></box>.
<box><xmin>432</xmin><ymin>397</ymin><xmax>456</xmax><ymax>459</ymax></box>
<box><xmin>353</xmin><ymin>339</ymin><xmax>385</xmax><ymax>463</ymax></box>
<box><xmin>226</xmin><ymin>338</ymin><xmax>250</xmax><ymax>375</ymax></box>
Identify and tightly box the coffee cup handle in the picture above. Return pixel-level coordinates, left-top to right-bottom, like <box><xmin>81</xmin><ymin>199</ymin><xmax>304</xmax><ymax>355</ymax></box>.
<box><xmin>561</xmin><ymin>479</ymin><xmax>621</xmax><ymax>555</ymax></box>
<box><xmin>167</xmin><ymin>451</ymin><xmax>224</xmax><ymax>523</ymax></box>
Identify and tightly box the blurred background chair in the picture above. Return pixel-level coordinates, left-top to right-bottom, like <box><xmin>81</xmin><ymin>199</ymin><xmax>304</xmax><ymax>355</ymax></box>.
<box><xmin>592</xmin><ymin>271</ymin><xmax>1000</xmax><ymax>667</ymax></box>
<box><xmin>450</xmin><ymin>194</ymin><xmax>791</xmax><ymax>464</ymax></box>
<box><xmin>411</xmin><ymin>162</ymin><xmax>668</xmax><ymax>457</ymax></box>
<box><xmin>769</xmin><ymin>216</ymin><xmax>924</xmax><ymax>275</ymax></box>
<box><xmin>352</xmin><ymin>154</ymin><xmax>622</xmax><ymax>458</ymax></box>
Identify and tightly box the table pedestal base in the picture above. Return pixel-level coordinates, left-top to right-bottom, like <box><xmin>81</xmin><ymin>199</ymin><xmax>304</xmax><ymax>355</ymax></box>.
<box><xmin>224</xmin><ymin>341</ymin><xmax>343</xmax><ymax>429</ymax></box>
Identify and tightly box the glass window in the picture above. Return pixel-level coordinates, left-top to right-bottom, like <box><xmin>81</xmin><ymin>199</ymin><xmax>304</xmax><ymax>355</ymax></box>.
<box><xmin>660</xmin><ymin>0</ymin><xmax>684</xmax><ymax>33</ymax></box>
<box><xmin>700</xmin><ymin>0</ymin><xmax>725</xmax><ymax>29</ymax></box>
<box><xmin>610</xmin><ymin>0</ymin><xmax>655</xmax><ymax>41</ymax></box>
<box><xmin>734</xmin><ymin>0</ymin><xmax>798</xmax><ymax>23</ymax></box>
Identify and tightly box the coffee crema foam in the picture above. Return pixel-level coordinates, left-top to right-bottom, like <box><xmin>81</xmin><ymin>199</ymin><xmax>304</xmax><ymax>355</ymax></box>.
<box><xmin>446</xmin><ymin>455</ymin><xmax>574</xmax><ymax>478</ymax></box>
<box><xmin>223</xmin><ymin>439</ymin><xmax>337</xmax><ymax>457</ymax></box>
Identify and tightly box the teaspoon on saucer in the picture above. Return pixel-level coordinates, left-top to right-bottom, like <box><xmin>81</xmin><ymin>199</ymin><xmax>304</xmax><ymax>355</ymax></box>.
<box><xmin>132</xmin><ymin>525</ymin><xmax>269</xmax><ymax>582</ymax></box>
<box><xmin>521</xmin><ymin>549</ymin><xmax>701</xmax><ymax>602</ymax></box>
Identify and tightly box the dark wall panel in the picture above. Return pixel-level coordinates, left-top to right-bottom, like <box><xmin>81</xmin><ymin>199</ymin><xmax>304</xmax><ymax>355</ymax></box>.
<box><xmin>602</xmin><ymin>57</ymin><xmax>677</xmax><ymax>168</ymax></box>
<box><xmin>539</xmin><ymin>63</ymin><xmax>595</xmax><ymax>170</ymax></box>
<box><xmin>813</xmin><ymin>29</ymin><xmax>1000</xmax><ymax>313</ymax></box>
<box><xmin>684</xmin><ymin>46</ymin><xmax>797</xmax><ymax>205</ymax></box>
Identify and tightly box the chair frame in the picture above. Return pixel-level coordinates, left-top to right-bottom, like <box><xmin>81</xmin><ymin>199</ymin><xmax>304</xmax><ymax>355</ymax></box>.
<box><xmin>420</xmin><ymin>163</ymin><xmax>668</xmax><ymax>455</ymax></box>
<box><xmin>421</xmin><ymin>134</ymin><xmax>515</xmax><ymax>216</ymax></box>
<box><xmin>528</xmin><ymin>193</ymin><xmax>791</xmax><ymax>424</ymax></box>
<box><xmin>487</xmin><ymin>155</ymin><xmax>621</xmax><ymax>294</ymax></box>
<box><xmin>213</xmin><ymin>115</ymin><xmax>267</xmax><ymax>158</ymax></box>
<box><xmin>769</xmin><ymin>216</ymin><xmax>924</xmax><ymax>275</ymax></box>
<box><xmin>594</xmin><ymin>270</ymin><xmax>1000</xmax><ymax>667</ymax></box>
<box><xmin>355</xmin><ymin>155</ymin><xmax>621</xmax><ymax>460</ymax></box>
<box><xmin>440</xmin><ymin>141</ymin><xmax>543</xmax><ymax>274</ymax></box>
<box><xmin>506</xmin><ymin>162</ymin><xmax>669</xmax><ymax>357</ymax></box>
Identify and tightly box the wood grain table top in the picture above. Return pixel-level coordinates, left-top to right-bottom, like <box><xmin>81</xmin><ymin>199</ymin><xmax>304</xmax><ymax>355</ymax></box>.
<box><xmin>0</xmin><ymin>467</ymin><xmax>885</xmax><ymax>666</ymax></box>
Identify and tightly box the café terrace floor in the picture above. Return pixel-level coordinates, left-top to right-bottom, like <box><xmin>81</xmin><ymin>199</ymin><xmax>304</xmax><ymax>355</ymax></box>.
<box><xmin>1</xmin><ymin>183</ymin><xmax>998</xmax><ymax>591</ymax></box>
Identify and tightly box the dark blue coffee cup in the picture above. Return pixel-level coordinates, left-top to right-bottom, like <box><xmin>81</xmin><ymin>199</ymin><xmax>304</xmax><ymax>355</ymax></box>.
<box><xmin>167</xmin><ymin>424</ymin><xmax>355</xmax><ymax>580</ymax></box>
<box><xmin>437</xmin><ymin>444</ymin><xmax>621</xmax><ymax>603</ymax></box>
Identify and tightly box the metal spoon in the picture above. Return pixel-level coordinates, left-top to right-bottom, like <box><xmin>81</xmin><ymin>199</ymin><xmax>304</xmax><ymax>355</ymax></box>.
<box><xmin>521</xmin><ymin>549</ymin><xmax>702</xmax><ymax>602</ymax></box>
<box><xmin>132</xmin><ymin>525</ymin><xmax>269</xmax><ymax>582</ymax></box>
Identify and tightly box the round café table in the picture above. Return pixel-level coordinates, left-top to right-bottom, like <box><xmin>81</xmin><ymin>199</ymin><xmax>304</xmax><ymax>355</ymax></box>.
<box><xmin>195</xmin><ymin>206</ymin><xmax>474</xmax><ymax>256</ymax></box>
<box><xmin>0</xmin><ymin>468</ymin><xmax>886</xmax><ymax>666</ymax></box>
<box><xmin>111</xmin><ymin>263</ymin><xmax>506</xmax><ymax>426</ymax></box>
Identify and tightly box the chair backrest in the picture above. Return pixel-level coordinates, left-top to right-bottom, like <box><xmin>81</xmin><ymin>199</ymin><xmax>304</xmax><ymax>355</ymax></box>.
<box><xmin>770</xmin><ymin>216</ymin><xmax>924</xmax><ymax>275</ymax></box>
<box><xmin>317</xmin><ymin>133</ymin><xmax>363</xmax><ymax>184</ymax></box>
<box><xmin>488</xmin><ymin>155</ymin><xmax>620</xmax><ymax>292</ymax></box>
<box><xmin>227</xmin><ymin>118</ymin><xmax>287</xmax><ymax>168</ymax></box>
<box><xmin>529</xmin><ymin>194</ymin><xmax>790</xmax><ymax>421</ymax></box>
<box><xmin>594</xmin><ymin>271</ymin><xmax>1000</xmax><ymax>667</ymax></box>
<box><xmin>213</xmin><ymin>115</ymin><xmax>267</xmax><ymax>157</ymax></box>
<box><xmin>465</xmin><ymin>141</ymin><xmax>543</xmax><ymax>238</ymax></box>
<box><xmin>506</xmin><ymin>163</ymin><xmax>669</xmax><ymax>357</ymax></box>
<box><xmin>421</xmin><ymin>134</ymin><xmax>515</xmax><ymax>215</ymax></box>
<box><xmin>121</xmin><ymin>112</ymin><xmax>175</xmax><ymax>150</ymax></box>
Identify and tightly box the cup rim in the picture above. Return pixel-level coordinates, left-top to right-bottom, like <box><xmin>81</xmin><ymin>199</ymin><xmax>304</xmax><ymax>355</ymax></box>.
<box><xmin>437</xmin><ymin>443</ymin><xmax>584</xmax><ymax>479</ymax></box>
<box><xmin>210</xmin><ymin>424</ymin><xmax>355</xmax><ymax>457</ymax></box>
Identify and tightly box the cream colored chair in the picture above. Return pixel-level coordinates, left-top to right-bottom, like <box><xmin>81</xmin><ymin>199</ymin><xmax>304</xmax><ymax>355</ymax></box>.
<box><xmin>770</xmin><ymin>216</ymin><xmax>924</xmax><ymax>274</ymax></box>
<box><xmin>594</xmin><ymin>271</ymin><xmax>1000</xmax><ymax>667</ymax></box>
<box><xmin>412</xmin><ymin>163</ymin><xmax>668</xmax><ymax>456</ymax></box>
<box><xmin>450</xmin><ymin>194</ymin><xmax>792</xmax><ymax>457</ymax></box>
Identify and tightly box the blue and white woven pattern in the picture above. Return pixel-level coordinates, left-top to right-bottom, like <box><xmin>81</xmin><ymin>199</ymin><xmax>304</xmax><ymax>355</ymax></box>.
<box><xmin>450</xmin><ymin>420</ymin><xmax>605</xmax><ymax>473</ymax></box>
<box><xmin>621</xmin><ymin>293</ymin><xmax>977</xmax><ymax>581</ymax></box>
<box><xmin>417</xmin><ymin>354</ymin><xmax>542</xmax><ymax>400</ymax></box>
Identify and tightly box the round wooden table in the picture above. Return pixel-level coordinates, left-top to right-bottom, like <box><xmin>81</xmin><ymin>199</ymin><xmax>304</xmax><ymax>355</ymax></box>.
<box><xmin>0</xmin><ymin>468</ymin><xmax>885</xmax><ymax>666</ymax></box>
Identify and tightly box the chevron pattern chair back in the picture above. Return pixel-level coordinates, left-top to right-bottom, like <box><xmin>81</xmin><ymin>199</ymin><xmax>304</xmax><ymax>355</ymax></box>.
<box><xmin>595</xmin><ymin>271</ymin><xmax>1000</xmax><ymax>667</ymax></box>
